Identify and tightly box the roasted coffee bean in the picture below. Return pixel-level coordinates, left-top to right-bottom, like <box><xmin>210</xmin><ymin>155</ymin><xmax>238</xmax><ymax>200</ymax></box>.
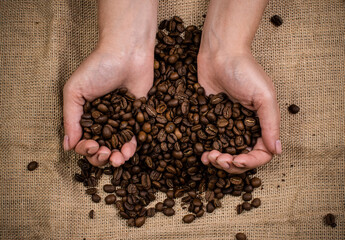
<box><xmin>164</xmin><ymin>198</ymin><xmax>175</xmax><ymax>208</ymax></box>
<box><xmin>251</xmin><ymin>198</ymin><xmax>261</xmax><ymax>208</ymax></box>
<box><xmin>206</xmin><ymin>202</ymin><xmax>215</xmax><ymax>213</ymax></box>
<box><xmin>116</xmin><ymin>189</ymin><xmax>127</xmax><ymax>197</ymax></box>
<box><xmin>242</xmin><ymin>202</ymin><xmax>252</xmax><ymax>211</ymax></box>
<box><xmin>236</xmin><ymin>204</ymin><xmax>243</xmax><ymax>214</ymax></box>
<box><xmin>183</xmin><ymin>214</ymin><xmax>195</xmax><ymax>223</ymax></box>
<box><xmin>235</xmin><ymin>233</ymin><xmax>247</xmax><ymax>240</ymax></box>
<box><xmin>163</xmin><ymin>207</ymin><xmax>175</xmax><ymax>216</ymax></box>
<box><xmin>288</xmin><ymin>104</ymin><xmax>300</xmax><ymax>114</ymax></box>
<box><xmin>270</xmin><ymin>15</ymin><xmax>283</xmax><ymax>26</ymax></box>
<box><xmin>250</xmin><ymin>177</ymin><xmax>261</xmax><ymax>188</ymax></box>
<box><xmin>155</xmin><ymin>202</ymin><xmax>164</xmax><ymax>212</ymax></box>
<box><xmin>89</xmin><ymin>210</ymin><xmax>94</xmax><ymax>219</ymax></box>
<box><xmin>77</xmin><ymin>16</ymin><xmax>262</xmax><ymax>228</ymax></box>
<box><xmin>242</xmin><ymin>193</ymin><xmax>252</xmax><ymax>201</ymax></box>
<box><xmin>105</xmin><ymin>194</ymin><xmax>116</xmax><ymax>204</ymax></box>
<box><xmin>86</xmin><ymin>188</ymin><xmax>97</xmax><ymax>195</ymax></box>
<box><xmin>91</xmin><ymin>194</ymin><xmax>101</xmax><ymax>203</ymax></box>
<box><xmin>147</xmin><ymin>207</ymin><xmax>156</xmax><ymax>217</ymax></box>
<box><xmin>103</xmin><ymin>184</ymin><xmax>116</xmax><ymax>193</ymax></box>
<box><xmin>135</xmin><ymin>216</ymin><xmax>146</xmax><ymax>227</ymax></box>
<box><xmin>27</xmin><ymin>161</ymin><xmax>38</xmax><ymax>171</ymax></box>
<box><xmin>324</xmin><ymin>213</ymin><xmax>337</xmax><ymax>228</ymax></box>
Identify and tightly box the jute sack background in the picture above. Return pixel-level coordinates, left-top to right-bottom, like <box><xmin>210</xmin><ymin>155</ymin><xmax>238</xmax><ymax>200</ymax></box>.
<box><xmin>0</xmin><ymin>0</ymin><xmax>344</xmax><ymax>239</ymax></box>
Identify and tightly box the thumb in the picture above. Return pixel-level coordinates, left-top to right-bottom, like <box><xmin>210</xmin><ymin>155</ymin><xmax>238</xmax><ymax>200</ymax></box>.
<box><xmin>63</xmin><ymin>82</ymin><xmax>85</xmax><ymax>151</ymax></box>
<box><xmin>254</xmin><ymin>91</ymin><xmax>281</xmax><ymax>155</ymax></box>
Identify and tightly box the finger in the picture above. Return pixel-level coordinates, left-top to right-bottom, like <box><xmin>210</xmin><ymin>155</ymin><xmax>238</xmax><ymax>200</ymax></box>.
<box><xmin>109</xmin><ymin>150</ymin><xmax>126</xmax><ymax>167</ymax></box>
<box><xmin>120</xmin><ymin>137</ymin><xmax>137</xmax><ymax>161</ymax></box>
<box><xmin>216</xmin><ymin>154</ymin><xmax>248</xmax><ymax>174</ymax></box>
<box><xmin>86</xmin><ymin>146</ymin><xmax>111</xmax><ymax>167</ymax></box>
<box><xmin>232</xmin><ymin>138</ymin><xmax>273</xmax><ymax>169</ymax></box>
<box><xmin>254</xmin><ymin>88</ymin><xmax>281</xmax><ymax>155</ymax></box>
<box><xmin>207</xmin><ymin>150</ymin><xmax>222</xmax><ymax>165</ymax></box>
<box><xmin>75</xmin><ymin>139</ymin><xmax>99</xmax><ymax>156</ymax></box>
<box><xmin>201</xmin><ymin>152</ymin><xmax>210</xmax><ymax>165</ymax></box>
<box><xmin>63</xmin><ymin>82</ymin><xmax>85</xmax><ymax>151</ymax></box>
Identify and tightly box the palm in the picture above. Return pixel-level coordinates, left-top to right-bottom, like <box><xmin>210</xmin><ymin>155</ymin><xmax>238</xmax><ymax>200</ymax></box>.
<box><xmin>63</xmin><ymin>48</ymin><xmax>153</xmax><ymax>167</ymax></box>
<box><xmin>197</xmin><ymin>53</ymin><xmax>280</xmax><ymax>173</ymax></box>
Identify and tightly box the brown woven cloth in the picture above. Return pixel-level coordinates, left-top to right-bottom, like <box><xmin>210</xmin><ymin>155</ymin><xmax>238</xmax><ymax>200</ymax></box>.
<box><xmin>1</xmin><ymin>0</ymin><xmax>344</xmax><ymax>239</ymax></box>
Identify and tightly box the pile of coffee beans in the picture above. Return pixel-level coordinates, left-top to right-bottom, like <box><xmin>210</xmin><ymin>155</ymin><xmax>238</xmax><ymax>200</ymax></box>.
<box><xmin>75</xmin><ymin>16</ymin><xmax>262</xmax><ymax>227</ymax></box>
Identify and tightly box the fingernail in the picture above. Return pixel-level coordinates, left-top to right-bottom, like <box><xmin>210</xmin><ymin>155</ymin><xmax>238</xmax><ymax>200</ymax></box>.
<box><xmin>87</xmin><ymin>146</ymin><xmax>98</xmax><ymax>155</ymax></box>
<box><xmin>275</xmin><ymin>140</ymin><xmax>282</xmax><ymax>155</ymax></box>
<box><xmin>63</xmin><ymin>135</ymin><xmax>69</xmax><ymax>151</ymax></box>
<box><xmin>98</xmin><ymin>153</ymin><xmax>108</xmax><ymax>162</ymax></box>
<box><xmin>233</xmin><ymin>160</ymin><xmax>245</xmax><ymax>168</ymax></box>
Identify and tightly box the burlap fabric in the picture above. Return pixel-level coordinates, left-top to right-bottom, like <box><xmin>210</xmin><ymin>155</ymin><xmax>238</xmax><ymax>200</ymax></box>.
<box><xmin>1</xmin><ymin>0</ymin><xmax>344</xmax><ymax>239</ymax></box>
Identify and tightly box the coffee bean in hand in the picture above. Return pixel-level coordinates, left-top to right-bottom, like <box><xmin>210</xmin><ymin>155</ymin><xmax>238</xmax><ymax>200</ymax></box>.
<box><xmin>74</xmin><ymin>16</ymin><xmax>263</xmax><ymax>228</ymax></box>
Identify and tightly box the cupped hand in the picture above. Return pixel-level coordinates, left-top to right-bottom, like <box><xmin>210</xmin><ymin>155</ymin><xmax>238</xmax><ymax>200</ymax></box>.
<box><xmin>198</xmin><ymin>51</ymin><xmax>281</xmax><ymax>174</ymax></box>
<box><xmin>63</xmin><ymin>46</ymin><xmax>153</xmax><ymax>167</ymax></box>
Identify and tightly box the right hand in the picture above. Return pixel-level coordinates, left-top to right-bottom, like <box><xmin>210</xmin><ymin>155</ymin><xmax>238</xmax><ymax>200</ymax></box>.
<box><xmin>63</xmin><ymin>45</ymin><xmax>153</xmax><ymax>167</ymax></box>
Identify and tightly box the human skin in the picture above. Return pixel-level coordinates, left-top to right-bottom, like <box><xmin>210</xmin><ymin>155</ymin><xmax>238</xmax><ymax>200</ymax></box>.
<box><xmin>198</xmin><ymin>0</ymin><xmax>281</xmax><ymax>174</ymax></box>
<box><xmin>63</xmin><ymin>0</ymin><xmax>158</xmax><ymax>167</ymax></box>
<box><xmin>63</xmin><ymin>0</ymin><xmax>281</xmax><ymax>173</ymax></box>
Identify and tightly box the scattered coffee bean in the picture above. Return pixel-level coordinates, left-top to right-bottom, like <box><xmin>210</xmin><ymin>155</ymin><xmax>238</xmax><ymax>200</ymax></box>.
<box><xmin>324</xmin><ymin>213</ymin><xmax>337</xmax><ymax>228</ymax></box>
<box><xmin>182</xmin><ymin>214</ymin><xmax>195</xmax><ymax>223</ymax></box>
<box><xmin>85</xmin><ymin>188</ymin><xmax>97</xmax><ymax>195</ymax></box>
<box><xmin>135</xmin><ymin>216</ymin><xmax>146</xmax><ymax>227</ymax></box>
<box><xmin>91</xmin><ymin>194</ymin><xmax>101</xmax><ymax>203</ymax></box>
<box><xmin>27</xmin><ymin>161</ymin><xmax>38</xmax><ymax>171</ymax></box>
<box><xmin>288</xmin><ymin>104</ymin><xmax>300</xmax><ymax>114</ymax></box>
<box><xmin>89</xmin><ymin>210</ymin><xmax>94</xmax><ymax>219</ymax></box>
<box><xmin>235</xmin><ymin>233</ymin><xmax>247</xmax><ymax>240</ymax></box>
<box><xmin>250</xmin><ymin>177</ymin><xmax>261</xmax><ymax>188</ymax></box>
<box><xmin>105</xmin><ymin>194</ymin><xmax>116</xmax><ymax>204</ymax></box>
<box><xmin>163</xmin><ymin>207</ymin><xmax>175</xmax><ymax>216</ymax></box>
<box><xmin>251</xmin><ymin>198</ymin><xmax>261</xmax><ymax>208</ymax></box>
<box><xmin>270</xmin><ymin>15</ymin><xmax>283</xmax><ymax>27</ymax></box>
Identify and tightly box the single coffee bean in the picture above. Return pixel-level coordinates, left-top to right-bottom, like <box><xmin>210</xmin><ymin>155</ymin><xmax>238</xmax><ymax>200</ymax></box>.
<box><xmin>206</xmin><ymin>202</ymin><xmax>215</xmax><ymax>213</ymax></box>
<box><xmin>235</xmin><ymin>233</ymin><xmax>247</xmax><ymax>240</ymax></box>
<box><xmin>324</xmin><ymin>213</ymin><xmax>337</xmax><ymax>228</ymax></box>
<box><xmin>127</xmin><ymin>218</ymin><xmax>135</xmax><ymax>227</ymax></box>
<box><xmin>105</xmin><ymin>194</ymin><xmax>116</xmax><ymax>204</ymax></box>
<box><xmin>155</xmin><ymin>202</ymin><xmax>164</xmax><ymax>212</ymax></box>
<box><xmin>163</xmin><ymin>207</ymin><xmax>175</xmax><ymax>216</ymax></box>
<box><xmin>182</xmin><ymin>214</ymin><xmax>195</xmax><ymax>223</ymax></box>
<box><xmin>242</xmin><ymin>193</ymin><xmax>252</xmax><ymax>201</ymax></box>
<box><xmin>164</xmin><ymin>198</ymin><xmax>175</xmax><ymax>208</ymax></box>
<box><xmin>147</xmin><ymin>207</ymin><xmax>156</xmax><ymax>217</ymax></box>
<box><xmin>89</xmin><ymin>210</ymin><xmax>94</xmax><ymax>219</ymax></box>
<box><xmin>196</xmin><ymin>209</ymin><xmax>205</xmax><ymax>218</ymax></box>
<box><xmin>91</xmin><ymin>194</ymin><xmax>101</xmax><ymax>203</ymax></box>
<box><xmin>288</xmin><ymin>104</ymin><xmax>300</xmax><ymax>114</ymax></box>
<box><xmin>242</xmin><ymin>201</ymin><xmax>252</xmax><ymax>211</ymax></box>
<box><xmin>250</xmin><ymin>177</ymin><xmax>261</xmax><ymax>188</ymax></box>
<box><xmin>135</xmin><ymin>216</ymin><xmax>146</xmax><ymax>227</ymax></box>
<box><xmin>27</xmin><ymin>161</ymin><xmax>38</xmax><ymax>171</ymax></box>
<box><xmin>270</xmin><ymin>15</ymin><xmax>283</xmax><ymax>27</ymax></box>
<box><xmin>192</xmin><ymin>198</ymin><xmax>202</xmax><ymax>207</ymax></box>
<box><xmin>85</xmin><ymin>188</ymin><xmax>97</xmax><ymax>195</ymax></box>
<box><xmin>251</xmin><ymin>198</ymin><xmax>261</xmax><ymax>208</ymax></box>
<box><xmin>103</xmin><ymin>184</ymin><xmax>116</xmax><ymax>193</ymax></box>
<box><xmin>236</xmin><ymin>204</ymin><xmax>243</xmax><ymax>214</ymax></box>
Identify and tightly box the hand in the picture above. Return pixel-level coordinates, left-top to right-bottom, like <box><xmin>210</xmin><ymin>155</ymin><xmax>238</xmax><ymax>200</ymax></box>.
<box><xmin>198</xmin><ymin>50</ymin><xmax>281</xmax><ymax>174</ymax></box>
<box><xmin>63</xmin><ymin>0</ymin><xmax>158</xmax><ymax>167</ymax></box>
<box><xmin>63</xmin><ymin>45</ymin><xmax>153</xmax><ymax>167</ymax></box>
<box><xmin>196</xmin><ymin>0</ymin><xmax>280</xmax><ymax>174</ymax></box>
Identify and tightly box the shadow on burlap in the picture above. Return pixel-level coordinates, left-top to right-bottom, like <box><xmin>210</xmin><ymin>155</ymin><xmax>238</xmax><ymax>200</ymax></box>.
<box><xmin>0</xmin><ymin>0</ymin><xmax>344</xmax><ymax>239</ymax></box>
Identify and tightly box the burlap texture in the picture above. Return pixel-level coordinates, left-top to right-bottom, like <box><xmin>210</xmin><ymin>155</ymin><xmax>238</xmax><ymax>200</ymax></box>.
<box><xmin>0</xmin><ymin>0</ymin><xmax>344</xmax><ymax>239</ymax></box>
